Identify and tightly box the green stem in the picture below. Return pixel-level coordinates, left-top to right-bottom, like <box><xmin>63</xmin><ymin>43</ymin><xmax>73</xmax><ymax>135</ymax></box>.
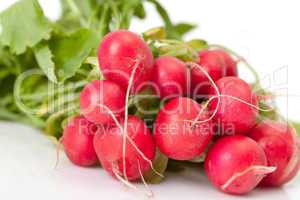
<box><xmin>110</xmin><ymin>2</ymin><xmax>122</xmax><ymax>30</ymax></box>
<box><xmin>66</xmin><ymin>0</ymin><xmax>88</xmax><ymax>27</ymax></box>
<box><xmin>46</xmin><ymin>93</ymin><xmax>80</xmax><ymax>115</ymax></box>
<box><xmin>147</xmin><ymin>0</ymin><xmax>176</xmax><ymax>38</ymax></box>
<box><xmin>21</xmin><ymin>80</ymin><xmax>87</xmax><ymax>100</ymax></box>
<box><xmin>98</xmin><ymin>4</ymin><xmax>110</xmax><ymax>39</ymax></box>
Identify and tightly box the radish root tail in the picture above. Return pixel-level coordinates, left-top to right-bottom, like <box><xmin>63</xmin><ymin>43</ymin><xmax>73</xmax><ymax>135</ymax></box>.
<box><xmin>221</xmin><ymin>165</ymin><xmax>276</xmax><ymax>191</ymax></box>
<box><xmin>186</xmin><ymin>62</ymin><xmax>221</xmax><ymax>126</ymax></box>
<box><xmin>54</xmin><ymin>137</ymin><xmax>63</xmax><ymax>169</ymax></box>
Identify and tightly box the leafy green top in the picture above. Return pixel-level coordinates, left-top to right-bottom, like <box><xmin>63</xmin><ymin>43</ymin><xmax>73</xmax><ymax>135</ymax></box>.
<box><xmin>0</xmin><ymin>0</ymin><xmax>52</xmax><ymax>54</ymax></box>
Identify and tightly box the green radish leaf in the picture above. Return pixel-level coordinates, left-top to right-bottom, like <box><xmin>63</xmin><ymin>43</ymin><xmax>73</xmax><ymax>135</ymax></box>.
<box><xmin>174</xmin><ymin>23</ymin><xmax>197</xmax><ymax>37</ymax></box>
<box><xmin>134</xmin><ymin>2</ymin><xmax>146</xmax><ymax>19</ymax></box>
<box><xmin>58</xmin><ymin>0</ymin><xmax>97</xmax><ymax>31</ymax></box>
<box><xmin>85</xmin><ymin>57</ymin><xmax>99</xmax><ymax>67</ymax></box>
<box><xmin>45</xmin><ymin>111</ymin><xmax>67</xmax><ymax>138</ymax></box>
<box><xmin>0</xmin><ymin>0</ymin><xmax>52</xmax><ymax>54</ymax></box>
<box><xmin>258</xmin><ymin>102</ymin><xmax>278</xmax><ymax>121</ymax></box>
<box><xmin>143</xmin><ymin>27</ymin><xmax>166</xmax><ymax>41</ymax></box>
<box><xmin>62</xmin><ymin>0</ymin><xmax>96</xmax><ymax>20</ymax></box>
<box><xmin>118</xmin><ymin>0</ymin><xmax>143</xmax><ymax>29</ymax></box>
<box><xmin>144</xmin><ymin>149</ymin><xmax>168</xmax><ymax>184</ymax></box>
<box><xmin>33</xmin><ymin>43</ymin><xmax>57</xmax><ymax>83</ymax></box>
<box><xmin>147</xmin><ymin>0</ymin><xmax>179</xmax><ymax>39</ymax></box>
<box><xmin>255</xmin><ymin>88</ymin><xmax>279</xmax><ymax>121</ymax></box>
<box><xmin>187</xmin><ymin>39</ymin><xmax>208</xmax><ymax>51</ymax></box>
<box><xmin>49</xmin><ymin>29</ymin><xmax>99</xmax><ymax>82</ymax></box>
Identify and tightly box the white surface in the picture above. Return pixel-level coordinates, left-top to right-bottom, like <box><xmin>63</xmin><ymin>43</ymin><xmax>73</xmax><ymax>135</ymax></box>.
<box><xmin>1</xmin><ymin>0</ymin><xmax>300</xmax><ymax>200</ymax></box>
<box><xmin>1</xmin><ymin>122</ymin><xmax>299</xmax><ymax>200</ymax></box>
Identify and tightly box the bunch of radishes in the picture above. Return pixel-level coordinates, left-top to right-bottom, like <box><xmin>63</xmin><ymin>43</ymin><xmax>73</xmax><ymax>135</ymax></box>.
<box><xmin>61</xmin><ymin>30</ymin><xmax>300</xmax><ymax>195</ymax></box>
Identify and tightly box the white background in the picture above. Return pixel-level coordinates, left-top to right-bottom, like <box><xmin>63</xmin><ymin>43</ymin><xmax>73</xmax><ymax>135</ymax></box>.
<box><xmin>1</xmin><ymin>0</ymin><xmax>300</xmax><ymax>200</ymax></box>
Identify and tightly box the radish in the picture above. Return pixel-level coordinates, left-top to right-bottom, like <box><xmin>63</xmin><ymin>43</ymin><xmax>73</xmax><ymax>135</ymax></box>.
<box><xmin>208</xmin><ymin>76</ymin><xmax>258</xmax><ymax>135</ymax></box>
<box><xmin>98</xmin><ymin>30</ymin><xmax>154</xmax><ymax>93</ymax></box>
<box><xmin>152</xmin><ymin>56</ymin><xmax>188</xmax><ymax>100</ymax></box>
<box><xmin>80</xmin><ymin>80</ymin><xmax>126</xmax><ymax>125</ymax></box>
<box><xmin>62</xmin><ymin>115</ymin><xmax>98</xmax><ymax>167</ymax></box>
<box><xmin>204</xmin><ymin>135</ymin><xmax>275</xmax><ymax>195</ymax></box>
<box><xmin>248</xmin><ymin>120</ymin><xmax>300</xmax><ymax>186</ymax></box>
<box><xmin>154</xmin><ymin>97</ymin><xmax>213</xmax><ymax>160</ymax></box>
<box><xmin>213</xmin><ymin>49</ymin><xmax>238</xmax><ymax>76</ymax></box>
<box><xmin>191</xmin><ymin>50</ymin><xmax>226</xmax><ymax>98</ymax></box>
<box><xmin>93</xmin><ymin>115</ymin><xmax>156</xmax><ymax>181</ymax></box>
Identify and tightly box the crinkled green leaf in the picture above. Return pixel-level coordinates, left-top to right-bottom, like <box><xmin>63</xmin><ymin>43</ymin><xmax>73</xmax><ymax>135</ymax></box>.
<box><xmin>134</xmin><ymin>2</ymin><xmax>146</xmax><ymax>19</ymax></box>
<box><xmin>49</xmin><ymin>29</ymin><xmax>99</xmax><ymax>82</ymax></box>
<box><xmin>144</xmin><ymin>149</ymin><xmax>168</xmax><ymax>184</ymax></box>
<box><xmin>45</xmin><ymin>111</ymin><xmax>67</xmax><ymax>138</ymax></box>
<box><xmin>0</xmin><ymin>0</ymin><xmax>52</xmax><ymax>54</ymax></box>
<box><xmin>143</xmin><ymin>27</ymin><xmax>166</xmax><ymax>41</ymax></box>
<box><xmin>58</xmin><ymin>0</ymin><xmax>97</xmax><ymax>32</ymax></box>
<box><xmin>159</xmin><ymin>44</ymin><xmax>198</xmax><ymax>61</ymax></box>
<box><xmin>258</xmin><ymin>102</ymin><xmax>278</xmax><ymax>121</ymax></box>
<box><xmin>33</xmin><ymin>43</ymin><xmax>57</xmax><ymax>83</ymax></box>
<box><xmin>255</xmin><ymin>88</ymin><xmax>279</xmax><ymax>121</ymax></box>
<box><xmin>174</xmin><ymin>23</ymin><xmax>197</xmax><ymax>37</ymax></box>
<box><xmin>187</xmin><ymin>39</ymin><xmax>208</xmax><ymax>51</ymax></box>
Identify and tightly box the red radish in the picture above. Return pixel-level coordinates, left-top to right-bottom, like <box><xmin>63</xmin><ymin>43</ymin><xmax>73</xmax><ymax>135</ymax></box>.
<box><xmin>191</xmin><ymin>50</ymin><xmax>226</xmax><ymax>98</ymax></box>
<box><xmin>93</xmin><ymin>115</ymin><xmax>156</xmax><ymax>181</ymax></box>
<box><xmin>204</xmin><ymin>135</ymin><xmax>275</xmax><ymax>195</ymax></box>
<box><xmin>248</xmin><ymin>120</ymin><xmax>300</xmax><ymax>186</ymax></box>
<box><xmin>213</xmin><ymin>49</ymin><xmax>238</xmax><ymax>76</ymax></box>
<box><xmin>62</xmin><ymin>115</ymin><xmax>98</xmax><ymax>167</ymax></box>
<box><xmin>154</xmin><ymin>97</ymin><xmax>213</xmax><ymax>160</ymax></box>
<box><xmin>98</xmin><ymin>30</ymin><xmax>154</xmax><ymax>93</ymax></box>
<box><xmin>152</xmin><ymin>56</ymin><xmax>188</xmax><ymax>99</ymax></box>
<box><xmin>208</xmin><ymin>76</ymin><xmax>258</xmax><ymax>135</ymax></box>
<box><xmin>80</xmin><ymin>80</ymin><xmax>126</xmax><ymax>125</ymax></box>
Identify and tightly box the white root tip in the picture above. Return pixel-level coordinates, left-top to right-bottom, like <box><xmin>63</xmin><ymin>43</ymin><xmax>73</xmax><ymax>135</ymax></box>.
<box><xmin>138</xmin><ymin>160</ymin><xmax>155</xmax><ymax>198</ymax></box>
<box><xmin>221</xmin><ymin>165</ymin><xmax>276</xmax><ymax>191</ymax></box>
<box><xmin>54</xmin><ymin>137</ymin><xmax>63</xmax><ymax>170</ymax></box>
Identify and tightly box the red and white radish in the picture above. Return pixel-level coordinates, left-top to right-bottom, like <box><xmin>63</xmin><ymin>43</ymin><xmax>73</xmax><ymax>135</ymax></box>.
<box><xmin>98</xmin><ymin>30</ymin><xmax>154</xmax><ymax>93</ymax></box>
<box><xmin>152</xmin><ymin>56</ymin><xmax>188</xmax><ymax>99</ymax></box>
<box><xmin>248</xmin><ymin>120</ymin><xmax>300</xmax><ymax>186</ymax></box>
<box><xmin>213</xmin><ymin>49</ymin><xmax>238</xmax><ymax>76</ymax></box>
<box><xmin>208</xmin><ymin>76</ymin><xmax>258</xmax><ymax>135</ymax></box>
<box><xmin>93</xmin><ymin>115</ymin><xmax>156</xmax><ymax>181</ymax></box>
<box><xmin>80</xmin><ymin>80</ymin><xmax>126</xmax><ymax>125</ymax></box>
<box><xmin>204</xmin><ymin>135</ymin><xmax>275</xmax><ymax>195</ymax></box>
<box><xmin>62</xmin><ymin>115</ymin><xmax>98</xmax><ymax>167</ymax></box>
<box><xmin>154</xmin><ymin>97</ymin><xmax>213</xmax><ymax>160</ymax></box>
<box><xmin>191</xmin><ymin>50</ymin><xmax>226</xmax><ymax>98</ymax></box>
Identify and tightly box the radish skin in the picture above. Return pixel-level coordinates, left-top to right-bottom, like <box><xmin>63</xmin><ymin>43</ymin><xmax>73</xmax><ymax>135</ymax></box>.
<box><xmin>98</xmin><ymin>30</ymin><xmax>154</xmax><ymax>93</ymax></box>
<box><xmin>152</xmin><ymin>56</ymin><xmax>188</xmax><ymax>99</ymax></box>
<box><xmin>208</xmin><ymin>77</ymin><xmax>258</xmax><ymax>135</ymax></box>
<box><xmin>62</xmin><ymin>116</ymin><xmax>98</xmax><ymax>167</ymax></box>
<box><xmin>204</xmin><ymin>135</ymin><xmax>274</xmax><ymax>195</ymax></box>
<box><xmin>248</xmin><ymin>120</ymin><xmax>300</xmax><ymax>186</ymax></box>
<box><xmin>191</xmin><ymin>50</ymin><xmax>226</xmax><ymax>98</ymax></box>
<box><xmin>213</xmin><ymin>50</ymin><xmax>238</xmax><ymax>76</ymax></box>
<box><xmin>154</xmin><ymin>97</ymin><xmax>213</xmax><ymax>160</ymax></box>
<box><xmin>80</xmin><ymin>80</ymin><xmax>126</xmax><ymax>125</ymax></box>
<box><xmin>93</xmin><ymin>115</ymin><xmax>156</xmax><ymax>181</ymax></box>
